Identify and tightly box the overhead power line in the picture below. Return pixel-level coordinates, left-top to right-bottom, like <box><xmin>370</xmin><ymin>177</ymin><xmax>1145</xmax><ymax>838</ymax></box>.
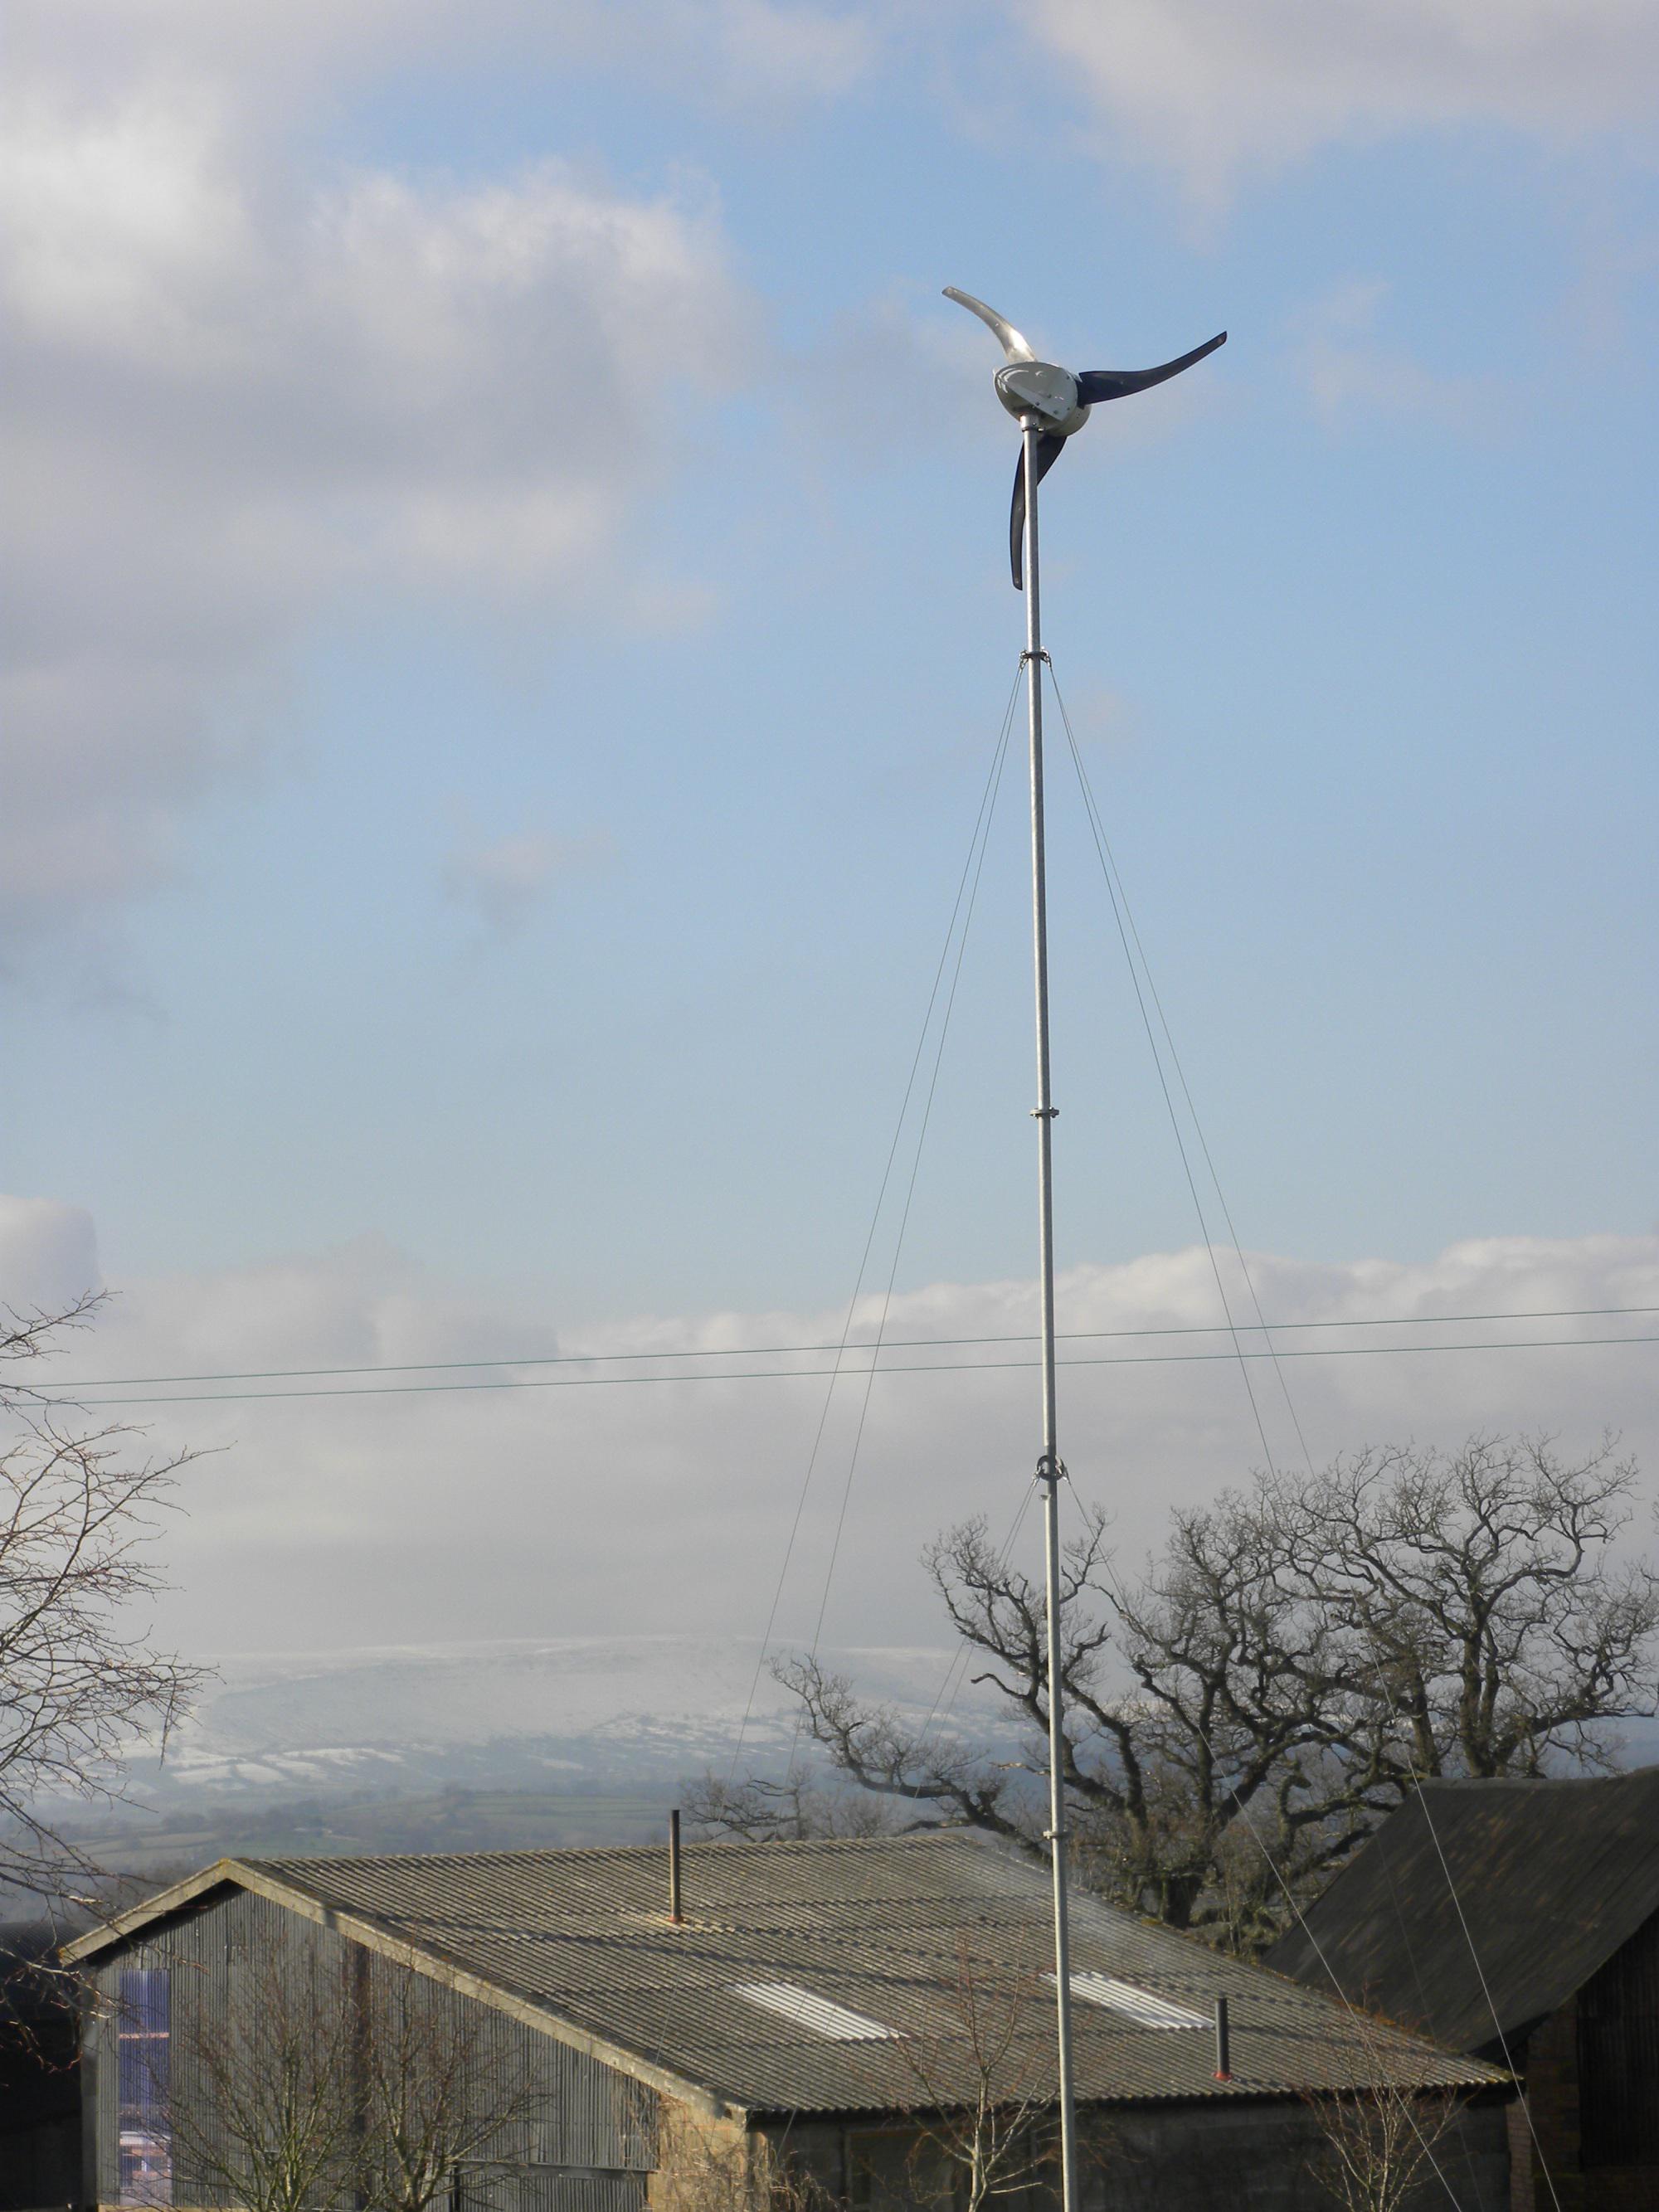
<box><xmin>35</xmin><ymin>1302</ymin><xmax>1659</xmax><ymax>1395</ymax></box>
<box><xmin>33</xmin><ymin>1328</ymin><xmax>1659</xmax><ymax>1408</ymax></box>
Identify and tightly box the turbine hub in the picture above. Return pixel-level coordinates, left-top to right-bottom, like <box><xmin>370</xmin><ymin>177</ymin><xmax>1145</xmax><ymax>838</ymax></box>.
<box><xmin>995</xmin><ymin>360</ymin><xmax>1087</xmax><ymax>434</ymax></box>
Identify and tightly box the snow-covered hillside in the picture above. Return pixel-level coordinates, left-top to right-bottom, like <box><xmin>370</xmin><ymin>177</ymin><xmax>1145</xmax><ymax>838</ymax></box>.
<box><xmin>116</xmin><ymin>1635</ymin><xmax>1016</xmax><ymax>1805</ymax></box>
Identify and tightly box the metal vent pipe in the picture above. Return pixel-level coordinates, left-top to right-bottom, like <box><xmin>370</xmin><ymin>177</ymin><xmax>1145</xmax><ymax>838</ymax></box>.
<box><xmin>669</xmin><ymin>1808</ymin><xmax>684</xmax><ymax>1923</ymax></box>
<box><xmin>1214</xmin><ymin>1995</ymin><xmax>1232</xmax><ymax>2081</ymax></box>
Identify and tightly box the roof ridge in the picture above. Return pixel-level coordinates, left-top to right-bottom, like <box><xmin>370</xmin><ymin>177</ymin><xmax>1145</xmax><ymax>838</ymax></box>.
<box><xmin>261</xmin><ymin>1828</ymin><xmax>988</xmax><ymax>1873</ymax></box>
<box><xmin>1420</xmin><ymin>1767</ymin><xmax>1659</xmax><ymax>1793</ymax></box>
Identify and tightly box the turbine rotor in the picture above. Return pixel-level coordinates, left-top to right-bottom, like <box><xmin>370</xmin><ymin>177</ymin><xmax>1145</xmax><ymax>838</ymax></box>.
<box><xmin>946</xmin><ymin>288</ymin><xmax>1227</xmax><ymax>586</ymax></box>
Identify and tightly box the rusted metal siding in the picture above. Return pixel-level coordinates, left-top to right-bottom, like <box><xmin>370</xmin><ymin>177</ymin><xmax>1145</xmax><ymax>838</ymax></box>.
<box><xmin>89</xmin><ymin>1886</ymin><xmax>655</xmax><ymax>2210</ymax></box>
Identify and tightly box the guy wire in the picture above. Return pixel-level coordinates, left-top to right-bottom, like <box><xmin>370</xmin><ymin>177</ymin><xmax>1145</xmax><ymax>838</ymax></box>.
<box><xmin>1049</xmin><ymin>659</ymin><xmax>1560</xmax><ymax>2206</ymax></box>
<box><xmin>725</xmin><ymin>675</ymin><xmax>1021</xmax><ymax>1782</ymax></box>
<box><xmin>1048</xmin><ymin>668</ymin><xmax>1279</xmax><ymax>1475</ymax></box>
<box><xmin>787</xmin><ymin>672</ymin><xmax>1018</xmax><ymax>1772</ymax></box>
<box><xmin>1050</xmin><ymin>669</ymin><xmax>1315</xmax><ymax>1478</ymax></box>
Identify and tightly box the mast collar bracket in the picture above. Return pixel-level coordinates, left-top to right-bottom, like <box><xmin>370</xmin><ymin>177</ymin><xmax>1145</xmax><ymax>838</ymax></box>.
<box><xmin>1019</xmin><ymin>649</ymin><xmax>1051</xmax><ymax>668</ymax></box>
<box><xmin>1036</xmin><ymin>1451</ymin><xmax>1067</xmax><ymax>1486</ymax></box>
<box><xmin>1030</xmin><ymin>1106</ymin><xmax>1058</xmax><ymax>1119</ymax></box>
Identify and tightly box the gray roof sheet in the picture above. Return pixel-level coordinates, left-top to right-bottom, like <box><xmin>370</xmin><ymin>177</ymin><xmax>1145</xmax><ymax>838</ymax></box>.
<box><xmin>183</xmin><ymin>1831</ymin><xmax>1509</xmax><ymax>2114</ymax></box>
<box><xmin>1264</xmin><ymin>1770</ymin><xmax>1659</xmax><ymax>2054</ymax></box>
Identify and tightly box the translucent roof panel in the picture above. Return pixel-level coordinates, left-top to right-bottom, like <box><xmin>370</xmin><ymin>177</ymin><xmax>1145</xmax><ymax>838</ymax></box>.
<box><xmin>1064</xmin><ymin>1973</ymin><xmax>1209</xmax><ymax>2030</ymax></box>
<box><xmin>732</xmin><ymin>1981</ymin><xmax>900</xmax><ymax>2040</ymax></box>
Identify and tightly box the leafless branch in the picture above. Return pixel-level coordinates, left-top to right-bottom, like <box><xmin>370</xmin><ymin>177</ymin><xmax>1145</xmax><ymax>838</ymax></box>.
<box><xmin>762</xmin><ymin>1434</ymin><xmax>1657</xmax><ymax>1952</ymax></box>
<box><xmin>873</xmin><ymin>1934</ymin><xmax>1078</xmax><ymax>2212</ymax></box>
<box><xmin>152</xmin><ymin>1937</ymin><xmax>553</xmax><ymax>2212</ymax></box>
<box><xmin>682</xmin><ymin>1768</ymin><xmax>910</xmax><ymax>1843</ymax></box>
<box><xmin>0</xmin><ymin>1299</ymin><xmax>207</xmax><ymax>1915</ymax></box>
<box><xmin>1301</xmin><ymin>2005</ymin><xmax>1470</xmax><ymax>2212</ymax></box>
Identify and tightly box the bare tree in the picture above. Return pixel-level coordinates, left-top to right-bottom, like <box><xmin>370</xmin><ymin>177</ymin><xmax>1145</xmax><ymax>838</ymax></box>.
<box><xmin>353</xmin><ymin>1962</ymin><xmax>548</xmax><ymax>2212</ymax></box>
<box><xmin>0</xmin><ymin>1296</ymin><xmax>204</xmax><ymax>1910</ymax></box>
<box><xmin>158</xmin><ymin>1942</ymin><xmax>360</xmax><ymax>2212</ymax></box>
<box><xmin>155</xmin><ymin>1937</ymin><xmax>551</xmax><ymax>2212</ymax></box>
<box><xmin>767</xmin><ymin>1435</ymin><xmax>1657</xmax><ymax>1950</ymax></box>
<box><xmin>1301</xmin><ymin>2007</ymin><xmax>1470</xmax><ymax>2212</ymax></box>
<box><xmin>1258</xmin><ymin>1434</ymin><xmax>1659</xmax><ymax>1781</ymax></box>
<box><xmin>873</xmin><ymin>1934</ymin><xmax>1078</xmax><ymax>2212</ymax></box>
<box><xmin>682</xmin><ymin>1767</ymin><xmax>908</xmax><ymax>1843</ymax></box>
<box><xmin>776</xmin><ymin>1504</ymin><xmax>1385</xmax><ymax>1948</ymax></box>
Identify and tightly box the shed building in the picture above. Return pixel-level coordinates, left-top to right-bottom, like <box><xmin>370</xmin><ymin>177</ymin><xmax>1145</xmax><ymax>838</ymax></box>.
<box><xmin>0</xmin><ymin>1923</ymin><xmax>82</xmax><ymax>2209</ymax></box>
<box><xmin>1264</xmin><ymin>1771</ymin><xmax>1659</xmax><ymax>2212</ymax></box>
<box><xmin>68</xmin><ymin>1830</ymin><xmax>1511</xmax><ymax>2212</ymax></box>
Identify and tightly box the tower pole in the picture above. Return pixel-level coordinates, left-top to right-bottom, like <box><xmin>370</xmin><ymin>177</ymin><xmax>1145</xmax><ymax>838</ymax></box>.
<box><xmin>1021</xmin><ymin>414</ymin><xmax>1078</xmax><ymax>2212</ymax></box>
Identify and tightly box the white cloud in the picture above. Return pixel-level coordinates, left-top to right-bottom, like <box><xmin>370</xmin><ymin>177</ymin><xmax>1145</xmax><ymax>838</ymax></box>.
<box><xmin>1290</xmin><ymin>278</ymin><xmax>1500</xmax><ymax>423</ymax></box>
<box><xmin>0</xmin><ymin>64</ymin><xmax>747</xmax><ymax>957</ymax></box>
<box><xmin>7</xmin><ymin>0</ymin><xmax>878</xmax><ymax>118</ymax></box>
<box><xmin>666</xmin><ymin>0</ymin><xmax>877</xmax><ymax>99</ymax></box>
<box><xmin>442</xmin><ymin>819</ymin><xmax>613</xmax><ymax>937</ymax></box>
<box><xmin>0</xmin><ymin>1197</ymin><xmax>100</xmax><ymax>1318</ymax></box>
<box><xmin>792</xmin><ymin>290</ymin><xmax>1000</xmax><ymax>457</ymax></box>
<box><xmin>1024</xmin><ymin>0</ymin><xmax>1659</xmax><ymax>197</ymax></box>
<box><xmin>9</xmin><ymin>1204</ymin><xmax>1655</xmax><ymax>1668</ymax></box>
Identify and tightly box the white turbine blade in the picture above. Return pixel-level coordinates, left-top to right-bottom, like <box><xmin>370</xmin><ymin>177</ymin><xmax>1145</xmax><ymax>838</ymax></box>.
<box><xmin>943</xmin><ymin>287</ymin><xmax>1036</xmax><ymax>363</ymax></box>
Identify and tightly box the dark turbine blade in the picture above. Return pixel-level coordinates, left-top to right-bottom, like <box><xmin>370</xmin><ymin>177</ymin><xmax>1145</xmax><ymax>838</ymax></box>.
<box><xmin>1074</xmin><ymin>330</ymin><xmax>1227</xmax><ymax>406</ymax></box>
<box><xmin>1010</xmin><ymin>432</ymin><xmax>1068</xmax><ymax>590</ymax></box>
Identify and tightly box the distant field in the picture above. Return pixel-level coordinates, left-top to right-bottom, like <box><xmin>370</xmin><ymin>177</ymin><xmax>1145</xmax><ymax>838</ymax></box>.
<box><xmin>59</xmin><ymin>1785</ymin><xmax>674</xmax><ymax>1888</ymax></box>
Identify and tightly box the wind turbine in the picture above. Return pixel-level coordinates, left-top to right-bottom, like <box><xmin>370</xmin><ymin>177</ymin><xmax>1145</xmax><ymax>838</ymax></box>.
<box><xmin>945</xmin><ymin>289</ymin><xmax>1225</xmax><ymax>586</ymax></box>
<box><xmin>945</xmin><ymin>288</ymin><xmax>1225</xmax><ymax>2212</ymax></box>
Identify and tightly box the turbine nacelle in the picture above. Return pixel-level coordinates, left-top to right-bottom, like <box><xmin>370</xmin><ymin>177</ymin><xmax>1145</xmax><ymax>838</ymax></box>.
<box><xmin>995</xmin><ymin>362</ymin><xmax>1088</xmax><ymax>437</ymax></box>
<box><xmin>945</xmin><ymin>286</ymin><xmax>1226</xmax><ymax>586</ymax></box>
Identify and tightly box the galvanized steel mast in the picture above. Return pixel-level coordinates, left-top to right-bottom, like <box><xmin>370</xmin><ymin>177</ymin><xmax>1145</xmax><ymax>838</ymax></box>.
<box><xmin>943</xmin><ymin>287</ymin><xmax>1225</xmax><ymax>2212</ymax></box>
<box><xmin>1019</xmin><ymin>415</ymin><xmax>1079</xmax><ymax>2212</ymax></box>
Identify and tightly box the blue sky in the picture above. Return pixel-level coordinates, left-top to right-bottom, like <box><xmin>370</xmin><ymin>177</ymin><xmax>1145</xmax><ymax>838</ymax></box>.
<box><xmin>3</xmin><ymin>2</ymin><xmax>1657</xmax><ymax>1654</ymax></box>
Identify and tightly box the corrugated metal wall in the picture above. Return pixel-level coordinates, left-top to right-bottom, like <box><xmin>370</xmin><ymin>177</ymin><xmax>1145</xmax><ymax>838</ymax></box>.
<box><xmin>90</xmin><ymin>1887</ymin><xmax>656</xmax><ymax>2210</ymax></box>
<box><xmin>1577</xmin><ymin>1903</ymin><xmax>1659</xmax><ymax>2167</ymax></box>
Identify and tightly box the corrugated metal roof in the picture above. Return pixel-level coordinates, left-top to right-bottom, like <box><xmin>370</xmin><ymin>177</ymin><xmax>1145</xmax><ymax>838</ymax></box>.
<box><xmin>1264</xmin><ymin>1770</ymin><xmax>1659</xmax><ymax>2054</ymax></box>
<box><xmin>151</xmin><ymin>1830</ymin><xmax>1505</xmax><ymax>2114</ymax></box>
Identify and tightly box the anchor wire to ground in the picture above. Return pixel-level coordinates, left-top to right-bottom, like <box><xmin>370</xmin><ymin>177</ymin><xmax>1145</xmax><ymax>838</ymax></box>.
<box><xmin>724</xmin><ymin>675</ymin><xmax>1021</xmax><ymax>1783</ymax></box>
<box><xmin>786</xmin><ymin>682</ymin><xmax>1019</xmax><ymax>1772</ymax></box>
<box><xmin>1048</xmin><ymin>656</ymin><xmax>1562</xmax><ymax>2210</ymax></box>
<box><xmin>1048</xmin><ymin>671</ymin><xmax>1279</xmax><ymax>1475</ymax></box>
<box><xmin>888</xmin><ymin>668</ymin><xmax>1468</xmax><ymax>2212</ymax></box>
<box><xmin>1051</xmin><ymin>671</ymin><xmax>1315</xmax><ymax>1477</ymax></box>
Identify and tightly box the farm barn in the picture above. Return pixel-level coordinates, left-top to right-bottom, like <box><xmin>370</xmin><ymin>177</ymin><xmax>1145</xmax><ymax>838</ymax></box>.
<box><xmin>69</xmin><ymin>1830</ymin><xmax>1511</xmax><ymax>2211</ymax></box>
<box><xmin>1267</xmin><ymin>1771</ymin><xmax>1659</xmax><ymax>2212</ymax></box>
